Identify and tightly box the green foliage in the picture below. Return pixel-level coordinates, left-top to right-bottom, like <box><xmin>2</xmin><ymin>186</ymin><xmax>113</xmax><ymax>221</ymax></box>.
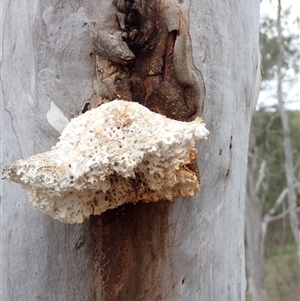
<box><xmin>256</xmin><ymin>2</ymin><xmax>300</xmax><ymax>214</ymax></box>
<box><xmin>247</xmin><ymin>2</ymin><xmax>300</xmax><ymax>300</ymax></box>
<box><xmin>260</xmin><ymin>7</ymin><xmax>299</xmax><ymax>83</ymax></box>
<box><xmin>252</xmin><ymin>110</ymin><xmax>300</xmax><ymax>213</ymax></box>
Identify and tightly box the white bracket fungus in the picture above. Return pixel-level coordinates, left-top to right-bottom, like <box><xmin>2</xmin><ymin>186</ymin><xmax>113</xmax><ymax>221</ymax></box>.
<box><xmin>3</xmin><ymin>100</ymin><xmax>209</xmax><ymax>223</ymax></box>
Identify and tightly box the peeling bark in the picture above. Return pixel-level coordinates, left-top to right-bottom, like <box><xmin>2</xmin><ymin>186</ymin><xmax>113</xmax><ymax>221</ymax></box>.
<box><xmin>89</xmin><ymin>0</ymin><xmax>205</xmax><ymax>121</ymax></box>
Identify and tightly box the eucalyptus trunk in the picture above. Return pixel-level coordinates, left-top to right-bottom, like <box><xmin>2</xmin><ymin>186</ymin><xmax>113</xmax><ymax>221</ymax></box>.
<box><xmin>1</xmin><ymin>0</ymin><xmax>260</xmax><ymax>300</ymax></box>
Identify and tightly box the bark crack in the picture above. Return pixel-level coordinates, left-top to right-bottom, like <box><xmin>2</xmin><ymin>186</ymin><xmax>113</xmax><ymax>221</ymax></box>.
<box><xmin>89</xmin><ymin>0</ymin><xmax>205</xmax><ymax>121</ymax></box>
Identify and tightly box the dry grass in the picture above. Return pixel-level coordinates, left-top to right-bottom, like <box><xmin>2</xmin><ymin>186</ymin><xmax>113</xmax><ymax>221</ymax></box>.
<box><xmin>246</xmin><ymin>244</ymin><xmax>299</xmax><ymax>301</ymax></box>
<box><xmin>266</xmin><ymin>244</ymin><xmax>299</xmax><ymax>301</ymax></box>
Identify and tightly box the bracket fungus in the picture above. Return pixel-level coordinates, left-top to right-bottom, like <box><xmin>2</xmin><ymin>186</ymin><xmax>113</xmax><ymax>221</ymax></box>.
<box><xmin>3</xmin><ymin>100</ymin><xmax>209</xmax><ymax>223</ymax></box>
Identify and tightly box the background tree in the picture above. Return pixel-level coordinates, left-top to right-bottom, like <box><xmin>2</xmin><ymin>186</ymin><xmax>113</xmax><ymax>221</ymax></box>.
<box><xmin>246</xmin><ymin>1</ymin><xmax>300</xmax><ymax>300</ymax></box>
<box><xmin>246</xmin><ymin>123</ymin><xmax>268</xmax><ymax>301</ymax></box>
<box><xmin>1</xmin><ymin>0</ymin><xmax>261</xmax><ymax>300</ymax></box>
<box><xmin>275</xmin><ymin>0</ymin><xmax>300</xmax><ymax>264</ymax></box>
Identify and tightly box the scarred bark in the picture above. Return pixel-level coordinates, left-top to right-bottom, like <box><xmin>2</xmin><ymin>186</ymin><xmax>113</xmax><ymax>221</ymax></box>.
<box><xmin>2</xmin><ymin>0</ymin><xmax>260</xmax><ymax>300</ymax></box>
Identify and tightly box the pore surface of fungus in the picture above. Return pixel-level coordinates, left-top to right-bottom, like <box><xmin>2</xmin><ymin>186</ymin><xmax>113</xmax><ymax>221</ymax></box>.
<box><xmin>3</xmin><ymin>100</ymin><xmax>209</xmax><ymax>223</ymax></box>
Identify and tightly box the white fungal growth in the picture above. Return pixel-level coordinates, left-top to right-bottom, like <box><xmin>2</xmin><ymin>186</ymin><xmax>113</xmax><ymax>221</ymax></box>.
<box><xmin>3</xmin><ymin>100</ymin><xmax>209</xmax><ymax>223</ymax></box>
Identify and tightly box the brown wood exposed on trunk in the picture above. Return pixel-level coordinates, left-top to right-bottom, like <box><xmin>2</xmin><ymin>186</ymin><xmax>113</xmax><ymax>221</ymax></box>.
<box><xmin>90</xmin><ymin>202</ymin><xmax>171</xmax><ymax>300</ymax></box>
<box><xmin>2</xmin><ymin>0</ymin><xmax>260</xmax><ymax>300</ymax></box>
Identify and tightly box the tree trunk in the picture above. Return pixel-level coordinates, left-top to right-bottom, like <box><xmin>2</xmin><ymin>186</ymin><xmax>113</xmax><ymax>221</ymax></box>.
<box><xmin>245</xmin><ymin>125</ymin><xmax>267</xmax><ymax>301</ymax></box>
<box><xmin>1</xmin><ymin>0</ymin><xmax>260</xmax><ymax>300</ymax></box>
<box><xmin>276</xmin><ymin>0</ymin><xmax>300</xmax><ymax>262</ymax></box>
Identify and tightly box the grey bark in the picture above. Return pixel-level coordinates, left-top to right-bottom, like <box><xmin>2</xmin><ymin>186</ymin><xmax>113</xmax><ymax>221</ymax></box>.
<box><xmin>245</xmin><ymin>38</ymin><xmax>267</xmax><ymax>301</ymax></box>
<box><xmin>1</xmin><ymin>0</ymin><xmax>260</xmax><ymax>300</ymax></box>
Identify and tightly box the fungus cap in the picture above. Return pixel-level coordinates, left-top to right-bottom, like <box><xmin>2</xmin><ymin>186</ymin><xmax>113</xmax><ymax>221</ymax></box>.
<box><xmin>3</xmin><ymin>100</ymin><xmax>209</xmax><ymax>223</ymax></box>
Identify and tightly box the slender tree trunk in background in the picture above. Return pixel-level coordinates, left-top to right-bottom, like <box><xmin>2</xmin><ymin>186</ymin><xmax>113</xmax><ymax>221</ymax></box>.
<box><xmin>246</xmin><ymin>125</ymin><xmax>267</xmax><ymax>301</ymax></box>
<box><xmin>276</xmin><ymin>0</ymin><xmax>300</xmax><ymax>263</ymax></box>
<box><xmin>1</xmin><ymin>0</ymin><xmax>260</xmax><ymax>300</ymax></box>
